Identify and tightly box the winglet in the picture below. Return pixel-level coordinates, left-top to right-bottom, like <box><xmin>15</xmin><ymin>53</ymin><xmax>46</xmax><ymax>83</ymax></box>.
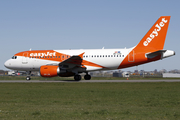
<box><xmin>78</xmin><ymin>52</ymin><xmax>85</xmax><ymax>59</ymax></box>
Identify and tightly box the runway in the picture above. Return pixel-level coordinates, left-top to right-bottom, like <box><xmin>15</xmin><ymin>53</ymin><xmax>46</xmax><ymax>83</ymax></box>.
<box><xmin>0</xmin><ymin>80</ymin><xmax>180</xmax><ymax>83</ymax></box>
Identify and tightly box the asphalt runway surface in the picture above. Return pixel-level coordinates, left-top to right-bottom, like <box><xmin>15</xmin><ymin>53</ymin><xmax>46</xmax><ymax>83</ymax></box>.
<box><xmin>0</xmin><ymin>80</ymin><xmax>180</xmax><ymax>83</ymax></box>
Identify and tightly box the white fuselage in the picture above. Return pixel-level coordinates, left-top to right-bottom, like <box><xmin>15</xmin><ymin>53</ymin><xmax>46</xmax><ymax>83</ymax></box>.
<box><xmin>4</xmin><ymin>48</ymin><xmax>133</xmax><ymax>72</ymax></box>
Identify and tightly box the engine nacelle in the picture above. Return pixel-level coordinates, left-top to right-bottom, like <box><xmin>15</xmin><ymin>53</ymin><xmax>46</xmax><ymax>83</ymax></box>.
<box><xmin>40</xmin><ymin>65</ymin><xmax>75</xmax><ymax>77</ymax></box>
<box><xmin>40</xmin><ymin>65</ymin><xmax>60</xmax><ymax>77</ymax></box>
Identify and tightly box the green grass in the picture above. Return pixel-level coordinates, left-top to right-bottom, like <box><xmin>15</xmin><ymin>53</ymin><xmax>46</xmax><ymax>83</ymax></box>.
<box><xmin>0</xmin><ymin>82</ymin><xmax>180</xmax><ymax>120</ymax></box>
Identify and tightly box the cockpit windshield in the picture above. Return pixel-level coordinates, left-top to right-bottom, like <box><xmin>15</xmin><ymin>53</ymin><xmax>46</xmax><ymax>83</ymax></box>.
<box><xmin>12</xmin><ymin>56</ymin><xmax>17</xmax><ymax>59</ymax></box>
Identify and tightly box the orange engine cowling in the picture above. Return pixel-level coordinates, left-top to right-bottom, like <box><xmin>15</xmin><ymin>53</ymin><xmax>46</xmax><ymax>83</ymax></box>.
<box><xmin>40</xmin><ymin>65</ymin><xmax>60</xmax><ymax>77</ymax></box>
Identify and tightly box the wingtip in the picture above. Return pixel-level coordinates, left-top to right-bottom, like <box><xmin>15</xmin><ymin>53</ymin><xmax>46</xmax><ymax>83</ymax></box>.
<box><xmin>79</xmin><ymin>52</ymin><xmax>85</xmax><ymax>58</ymax></box>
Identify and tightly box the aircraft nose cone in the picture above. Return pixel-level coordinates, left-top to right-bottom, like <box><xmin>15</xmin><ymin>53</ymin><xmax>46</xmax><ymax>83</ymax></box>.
<box><xmin>4</xmin><ymin>60</ymin><xmax>11</xmax><ymax>69</ymax></box>
<box><xmin>173</xmin><ymin>51</ymin><xmax>176</xmax><ymax>55</ymax></box>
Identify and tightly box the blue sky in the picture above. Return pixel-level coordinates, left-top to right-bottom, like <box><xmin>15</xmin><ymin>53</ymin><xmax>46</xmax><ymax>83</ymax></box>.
<box><xmin>1</xmin><ymin>0</ymin><xmax>179</xmax><ymax>71</ymax></box>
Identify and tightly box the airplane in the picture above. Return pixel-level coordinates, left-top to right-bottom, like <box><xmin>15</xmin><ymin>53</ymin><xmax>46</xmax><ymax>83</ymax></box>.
<box><xmin>4</xmin><ymin>16</ymin><xmax>175</xmax><ymax>81</ymax></box>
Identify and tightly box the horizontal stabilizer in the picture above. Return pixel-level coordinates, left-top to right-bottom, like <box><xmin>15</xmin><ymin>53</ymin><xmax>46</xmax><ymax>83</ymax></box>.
<box><xmin>146</xmin><ymin>50</ymin><xmax>175</xmax><ymax>59</ymax></box>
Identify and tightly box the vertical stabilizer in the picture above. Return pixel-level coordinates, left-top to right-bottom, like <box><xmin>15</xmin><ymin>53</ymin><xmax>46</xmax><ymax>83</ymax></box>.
<box><xmin>136</xmin><ymin>16</ymin><xmax>170</xmax><ymax>50</ymax></box>
<box><xmin>118</xmin><ymin>16</ymin><xmax>171</xmax><ymax>69</ymax></box>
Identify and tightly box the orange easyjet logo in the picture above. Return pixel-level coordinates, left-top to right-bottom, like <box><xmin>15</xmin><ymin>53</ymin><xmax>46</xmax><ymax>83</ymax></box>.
<box><xmin>143</xmin><ymin>18</ymin><xmax>168</xmax><ymax>46</ymax></box>
<box><xmin>30</xmin><ymin>52</ymin><xmax>56</xmax><ymax>57</ymax></box>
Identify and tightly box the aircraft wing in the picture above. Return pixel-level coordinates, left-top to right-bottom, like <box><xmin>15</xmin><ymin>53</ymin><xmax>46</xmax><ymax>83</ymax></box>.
<box><xmin>58</xmin><ymin>52</ymin><xmax>85</xmax><ymax>69</ymax></box>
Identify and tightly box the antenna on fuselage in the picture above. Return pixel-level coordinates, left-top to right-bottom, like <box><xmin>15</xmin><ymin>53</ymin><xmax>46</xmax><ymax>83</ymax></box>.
<box><xmin>29</xmin><ymin>48</ymin><xmax>31</xmax><ymax>51</ymax></box>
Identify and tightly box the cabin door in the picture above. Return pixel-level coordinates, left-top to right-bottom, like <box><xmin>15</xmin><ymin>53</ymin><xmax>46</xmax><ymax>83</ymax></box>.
<box><xmin>22</xmin><ymin>52</ymin><xmax>28</xmax><ymax>64</ymax></box>
<box><xmin>128</xmin><ymin>50</ymin><xmax>135</xmax><ymax>62</ymax></box>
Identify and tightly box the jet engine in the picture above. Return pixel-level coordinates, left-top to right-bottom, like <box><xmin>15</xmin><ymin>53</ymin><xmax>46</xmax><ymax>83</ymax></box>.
<box><xmin>40</xmin><ymin>65</ymin><xmax>75</xmax><ymax>77</ymax></box>
<box><xmin>40</xmin><ymin>65</ymin><xmax>60</xmax><ymax>77</ymax></box>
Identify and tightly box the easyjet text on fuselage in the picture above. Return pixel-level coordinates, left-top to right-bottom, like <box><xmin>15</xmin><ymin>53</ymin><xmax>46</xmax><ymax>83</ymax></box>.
<box><xmin>30</xmin><ymin>52</ymin><xmax>56</xmax><ymax>57</ymax></box>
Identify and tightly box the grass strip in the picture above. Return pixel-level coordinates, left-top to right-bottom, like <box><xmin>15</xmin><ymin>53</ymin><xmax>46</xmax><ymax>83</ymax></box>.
<box><xmin>0</xmin><ymin>82</ymin><xmax>179</xmax><ymax>119</ymax></box>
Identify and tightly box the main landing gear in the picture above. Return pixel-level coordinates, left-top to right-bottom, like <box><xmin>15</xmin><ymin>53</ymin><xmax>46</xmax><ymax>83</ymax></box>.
<box><xmin>26</xmin><ymin>71</ymin><xmax>31</xmax><ymax>81</ymax></box>
<box><xmin>74</xmin><ymin>75</ymin><xmax>82</xmax><ymax>81</ymax></box>
<box><xmin>84</xmin><ymin>74</ymin><xmax>91</xmax><ymax>80</ymax></box>
<box><xmin>74</xmin><ymin>73</ymin><xmax>91</xmax><ymax>81</ymax></box>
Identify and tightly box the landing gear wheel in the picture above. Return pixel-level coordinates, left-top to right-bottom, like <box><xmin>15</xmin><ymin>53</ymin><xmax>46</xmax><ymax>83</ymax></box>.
<box><xmin>84</xmin><ymin>74</ymin><xmax>91</xmax><ymax>80</ymax></box>
<box><xmin>74</xmin><ymin>75</ymin><xmax>81</xmax><ymax>81</ymax></box>
<box><xmin>26</xmin><ymin>71</ymin><xmax>31</xmax><ymax>81</ymax></box>
<box><xmin>26</xmin><ymin>76</ymin><xmax>31</xmax><ymax>81</ymax></box>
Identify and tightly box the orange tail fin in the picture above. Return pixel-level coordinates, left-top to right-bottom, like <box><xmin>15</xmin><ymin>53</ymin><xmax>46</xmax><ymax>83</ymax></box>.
<box><xmin>136</xmin><ymin>16</ymin><xmax>171</xmax><ymax>50</ymax></box>
<box><xmin>118</xmin><ymin>16</ymin><xmax>171</xmax><ymax>69</ymax></box>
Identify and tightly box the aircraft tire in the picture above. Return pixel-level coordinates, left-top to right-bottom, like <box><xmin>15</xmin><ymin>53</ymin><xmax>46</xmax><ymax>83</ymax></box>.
<box><xmin>84</xmin><ymin>74</ymin><xmax>91</xmax><ymax>80</ymax></box>
<box><xmin>26</xmin><ymin>76</ymin><xmax>31</xmax><ymax>81</ymax></box>
<box><xmin>74</xmin><ymin>75</ymin><xmax>81</xmax><ymax>81</ymax></box>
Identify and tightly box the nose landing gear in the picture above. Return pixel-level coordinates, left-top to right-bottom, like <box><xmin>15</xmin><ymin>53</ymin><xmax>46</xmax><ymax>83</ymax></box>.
<box><xmin>26</xmin><ymin>71</ymin><xmax>31</xmax><ymax>81</ymax></box>
<box><xmin>26</xmin><ymin>76</ymin><xmax>31</xmax><ymax>81</ymax></box>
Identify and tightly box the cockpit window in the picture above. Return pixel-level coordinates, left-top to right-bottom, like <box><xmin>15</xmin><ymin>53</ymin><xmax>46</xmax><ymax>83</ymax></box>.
<box><xmin>12</xmin><ymin>56</ymin><xmax>17</xmax><ymax>59</ymax></box>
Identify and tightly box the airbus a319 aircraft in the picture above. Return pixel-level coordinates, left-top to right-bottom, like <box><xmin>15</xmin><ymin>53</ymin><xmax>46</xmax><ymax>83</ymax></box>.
<box><xmin>4</xmin><ymin>16</ymin><xmax>175</xmax><ymax>81</ymax></box>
